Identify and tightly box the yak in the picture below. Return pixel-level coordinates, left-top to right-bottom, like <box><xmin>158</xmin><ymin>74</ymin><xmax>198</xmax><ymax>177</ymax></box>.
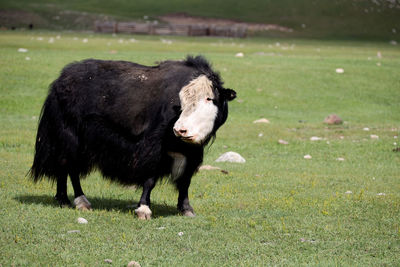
<box><xmin>29</xmin><ymin>55</ymin><xmax>236</xmax><ymax>219</ymax></box>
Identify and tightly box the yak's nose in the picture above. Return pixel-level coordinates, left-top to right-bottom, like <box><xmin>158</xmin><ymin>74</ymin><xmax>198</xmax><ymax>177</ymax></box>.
<box><xmin>173</xmin><ymin>127</ymin><xmax>188</xmax><ymax>137</ymax></box>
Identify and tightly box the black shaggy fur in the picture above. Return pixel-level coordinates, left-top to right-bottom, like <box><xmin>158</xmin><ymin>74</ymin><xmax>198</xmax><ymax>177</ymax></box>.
<box><xmin>30</xmin><ymin>55</ymin><xmax>236</xmax><ymax>215</ymax></box>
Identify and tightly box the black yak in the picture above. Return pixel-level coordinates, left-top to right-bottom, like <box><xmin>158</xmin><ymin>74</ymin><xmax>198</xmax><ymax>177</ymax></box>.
<box><xmin>30</xmin><ymin>55</ymin><xmax>236</xmax><ymax>219</ymax></box>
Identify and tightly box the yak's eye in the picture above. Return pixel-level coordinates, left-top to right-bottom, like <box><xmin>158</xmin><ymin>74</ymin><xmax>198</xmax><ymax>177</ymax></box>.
<box><xmin>206</xmin><ymin>97</ymin><xmax>213</xmax><ymax>102</ymax></box>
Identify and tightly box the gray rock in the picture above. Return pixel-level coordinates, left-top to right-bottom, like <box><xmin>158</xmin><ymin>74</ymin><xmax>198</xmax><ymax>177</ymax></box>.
<box><xmin>215</xmin><ymin>152</ymin><xmax>246</xmax><ymax>163</ymax></box>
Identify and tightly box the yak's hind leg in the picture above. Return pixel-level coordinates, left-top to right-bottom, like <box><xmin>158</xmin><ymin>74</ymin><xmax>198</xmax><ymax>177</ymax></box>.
<box><xmin>54</xmin><ymin>173</ymin><xmax>71</xmax><ymax>207</ymax></box>
<box><xmin>70</xmin><ymin>172</ymin><xmax>92</xmax><ymax>211</ymax></box>
<box><xmin>135</xmin><ymin>177</ymin><xmax>156</xmax><ymax>220</ymax></box>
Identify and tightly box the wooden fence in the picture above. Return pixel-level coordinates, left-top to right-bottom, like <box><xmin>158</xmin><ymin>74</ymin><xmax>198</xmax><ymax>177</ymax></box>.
<box><xmin>94</xmin><ymin>21</ymin><xmax>247</xmax><ymax>38</ymax></box>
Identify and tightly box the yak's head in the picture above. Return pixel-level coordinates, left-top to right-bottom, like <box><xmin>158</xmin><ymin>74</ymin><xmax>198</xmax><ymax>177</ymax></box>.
<box><xmin>173</xmin><ymin>74</ymin><xmax>236</xmax><ymax>145</ymax></box>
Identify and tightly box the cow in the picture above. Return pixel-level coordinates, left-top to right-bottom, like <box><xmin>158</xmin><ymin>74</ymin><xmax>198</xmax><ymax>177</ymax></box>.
<box><xmin>29</xmin><ymin>55</ymin><xmax>236</xmax><ymax>219</ymax></box>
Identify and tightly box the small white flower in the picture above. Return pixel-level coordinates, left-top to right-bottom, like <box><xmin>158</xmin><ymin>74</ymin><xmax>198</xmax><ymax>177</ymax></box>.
<box><xmin>178</xmin><ymin>232</ymin><xmax>184</xmax><ymax>236</ymax></box>
<box><xmin>345</xmin><ymin>191</ymin><xmax>352</xmax><ymax>194</ymax></box>
<box><xmin>235</xmin><ymin>52</ymin><xmax>244</xmax><ymax>57</ymax></box>
<box><xmin>304</xmin><ymin>155</ymin><xmax>312</xmax><ymax>159</ymax></box>
<box><xmin>337</xmin><ymin>157</ymin><xmax>345</xmax><ymax>161</ymax></box>
<box><xmin>377</xmin><ymin>193</ymin><xmax>386</xmax><ymax>196</ymax></box>
<box><xmin>18</xmin><ymin>48</ymin><xmax>28</xmax><ymax>53</ymax></box>
<box><xmin>370</xmin><ymin>135</ymin><xmax>379</xmax><ymax>139</ymax></box>
<box><xmin>363</xmin><ymin>127</ymin><xmax>370</xmax><ymax>131</ymax></box>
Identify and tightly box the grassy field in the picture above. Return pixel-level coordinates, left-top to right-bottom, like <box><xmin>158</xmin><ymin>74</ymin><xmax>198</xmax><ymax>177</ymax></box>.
<box><xmin>1</xmin><ymin>31</ymin><xmax>400</xmax><ymax>266</ymax></box>
<box><xmin>1</xmin><ymin>0</ymin><xmax>400</xmax><ymax>39</ymax></box>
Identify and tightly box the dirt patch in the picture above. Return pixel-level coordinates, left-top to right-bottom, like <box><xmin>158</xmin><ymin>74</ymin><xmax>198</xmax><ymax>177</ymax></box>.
<box><xmin>158</xmin><ymin>13</ymin><xmax>293</xmax><ymax>33</ymax></box>
<box><xmin>0</xmin><ymin>10</ymin><xmax>47</xmax><ymax>29</ymax></box>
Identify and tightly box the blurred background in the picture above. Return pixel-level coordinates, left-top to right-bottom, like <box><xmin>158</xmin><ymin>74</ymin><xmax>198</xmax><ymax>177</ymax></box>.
<box><xmin>1</xmin><ymin>0</ymin><xmax>399</xmax><ymax>40</ymax></box>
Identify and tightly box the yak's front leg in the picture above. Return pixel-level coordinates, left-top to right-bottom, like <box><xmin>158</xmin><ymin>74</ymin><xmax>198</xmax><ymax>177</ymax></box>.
<box><xmin>135</xmin><ymin>177</ymin><xmax>156</xmax><ymax>220</ymax></box>
<box><xmin>177</xmin><ymin>178</ymin><xmax>195</xmax><ymax>217</ymax></box>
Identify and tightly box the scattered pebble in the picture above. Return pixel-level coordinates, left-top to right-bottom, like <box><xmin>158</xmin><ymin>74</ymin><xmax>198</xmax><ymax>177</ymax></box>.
<box><xmin>310</xmin><ymin>136</ymin><xmax>323</xmax><ymax>141</ymax></box>
<box><xmin>178</xmin><ymin>232</ymin><xmax>184</xmax><ymax>236</ymax></box>
<box><xmin>67</xmin><ymin>230</ymin><xmax>80</xmax><ymax>234</ymax></box>
<box><xmin>77</xmin><ymin>217</ymin><xmax>88</xmax><ymax>224</ymax></box>
<box><xmin>324</xmin><ymin>114</ymin><xmax>343</xmax><ymax>125</ymax></box>
<box><xmin>199</xmin><ymin>165</ymin><xmax>221</xmax><ymax>171</ymax></box>
<box><xmin>345</xmin><ymin>191</ymin><xmax>353</xmax><ymax>194</ymax></box>
<box><xmin>104</xmin><ymin>259</ymin><xmax>113</xmax><ymax>264</ymax></box>
<box><xmin>363</xmin><ymin>127</ymin><xmax>370</xmax><ymax>131</ymax></box>
<box><xmin>337</xmin><ymin>157</ymin><xmax>345</xmax><ymax>161</ymax></box>
<box><xmin>335</xmin><ymin>68</ymin><xmax>344</xmax><ymax>74</ymax></box>
<box><xmin>303</xmin><ymin>154</ymin><xmax>312</xmax><ymax>159</ymax></box>
<box><xmin>253</xmin><ymin>118</ymin><xmax>270</xmax><ymax>124</ymax></box>
<box><xmin>278</xmin><ymin>139</ymin><xmax>289</xmax><ymax>145</ymax></box>
<box><xmin>216</xmin><ymin>152</ymin><xmax>246</xmax><ymax>163</ymax></box>
<box><xmin>235</xmin><ymin>52</ymin><xmax>244</xmax><ymax>57</ymax></box>
<box><xmin>18</xmin><ymin>48</ymin><xmax>28</xmax><ymax>53</ymax></box>
<box><xmin>127</xmin><ymin>261</ymin><xmax>141</xmax><ymax>267</ymax></box>
<box><xmin>370</xmin><ymin>135</ymin><xmax>379</xmax><ymax>139</ymax></box>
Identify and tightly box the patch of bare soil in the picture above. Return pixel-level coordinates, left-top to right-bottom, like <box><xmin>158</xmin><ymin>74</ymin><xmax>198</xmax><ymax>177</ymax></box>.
<box><xmin>159</xmin><ymin>13</ymin><xmax>293</xmax><ymax>33</ymax></box>
<box><xmin>0</xmin><ymin>10</ymin><xmax>47</xmax><ymax>29</ymax></box>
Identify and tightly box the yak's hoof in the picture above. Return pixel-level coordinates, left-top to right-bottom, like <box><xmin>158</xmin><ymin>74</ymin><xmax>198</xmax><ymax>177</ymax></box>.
<box><xmin>182</xmin><ymin>210</ymin><xmax>196</xmax><ymax>217</ymax></box>
<box><xmin>135</xmin><ymin>205</ymin><xmax>152</xmax><ymax>220</ymax></box>
<box><xmin>74</xmin><ymin>195</ymin><xmax>92</xmax><ymax>211</ymax></box>
<box><xmin>55</xmin><ymin>195</ymin><xmax>71</xmax><ymax>208</ymax></box>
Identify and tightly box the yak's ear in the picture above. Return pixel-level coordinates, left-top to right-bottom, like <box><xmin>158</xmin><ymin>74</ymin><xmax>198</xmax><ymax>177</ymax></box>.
<box><xmin>221</xmin><ymin>88</ymin><xmax>237</xmax><ymax>101</ymax></box>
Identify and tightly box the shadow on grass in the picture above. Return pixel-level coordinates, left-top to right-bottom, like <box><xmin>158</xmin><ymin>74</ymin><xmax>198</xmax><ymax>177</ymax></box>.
<box><xmin>14</xmin><ymin>194</ymin><xmax>178</xmax><ymax>218</ymax></box>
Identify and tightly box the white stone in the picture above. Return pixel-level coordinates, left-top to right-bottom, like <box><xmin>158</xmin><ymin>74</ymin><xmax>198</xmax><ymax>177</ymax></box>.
<box><xmin>303</xmin><ymin>154</ymin><xmax>312</xmax><ymax>159</ymax></box>
<box><xmin>335</xmin><ymin>68</ymin><xmax>344</xmax><ymax>74</ymax></box>
<box><xmin>235</xmin><ymin>52</ymin><xmax>244</xmax><ymax>57</ymax></box>
<box><xmin>18</xmin><ymin>48</ymin><xmax>28</xmax><ymax>53</ymax></box>
<box><xmin>253</xmin><ymin>118</ymin><xmax>270</xmax><ymax>124</ymax></box>
<box><xmin>199</xmin><ymin>165</ymin><xmax>221</xmax><ymax>171</ymax></box>
<box><xmin>127</xmin><ymin>261</ymin><xmax>141</xmax><ymax>267</ymax></box>
<box><xmin>77</xmin><ymin>217</ymin><xmax>88</xmax><ymax>224</ymax></box>
<box><xmin>216</xmin><ymin>152</ymin><xmax>246</xmax><ymax>163</ymax></box>
<box><xmin>363</xmin><ymin>127</ymin><xmax>370</xmax><ymax>131</ymax></box>
<box><xmin>337</xmin><ymin>157</ymin><xmax>345</xmax><ymax>161</ymax></box>
<box><xmin>278</xmin><ymin>139</ymin><xmax>289</xmax><ymax>145</ymax></box>
<box><xmin>310</xmin><ymin>136</ymin><xmax>322</xmax><ymax>141</ymax></box>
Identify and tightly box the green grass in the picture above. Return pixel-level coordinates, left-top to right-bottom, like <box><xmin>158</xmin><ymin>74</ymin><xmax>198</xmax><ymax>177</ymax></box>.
<box><xmin>1</xmin><ymin>0</ymin><xmax>400</xmax><ymax>39</ymax></box>
<box><xmin>1</xmin><ymin>31</ymin><xmax>400</xmax><ymax>266</ymax></box>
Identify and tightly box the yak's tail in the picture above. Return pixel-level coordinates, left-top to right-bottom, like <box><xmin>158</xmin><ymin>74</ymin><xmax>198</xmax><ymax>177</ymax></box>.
<box><xmin>29</xmin><ymin>89</ymin><xmax>68</xmax><ymax>182</ymax></box>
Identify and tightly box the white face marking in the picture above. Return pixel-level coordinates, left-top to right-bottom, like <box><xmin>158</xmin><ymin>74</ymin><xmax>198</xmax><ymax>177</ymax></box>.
<box><xmin>168</xmin><ymin>152</ymin><xmax>187</xmax><ymax>180</ymax></box>
<box><xmin>173</xmin><ymin>75</ymin><xmax>218</xmax><ymax>144</ymax></box>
